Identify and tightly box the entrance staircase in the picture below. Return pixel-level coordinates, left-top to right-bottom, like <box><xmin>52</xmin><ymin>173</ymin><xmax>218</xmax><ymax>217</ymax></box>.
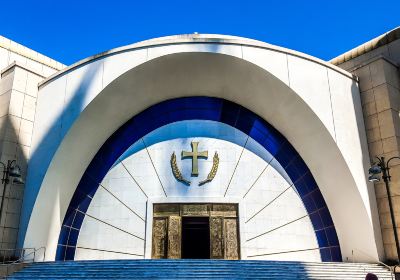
<box><xmin>6</xmin><ymin>259</ymin><xmax>394</xmax><ymax>279</ymax></box>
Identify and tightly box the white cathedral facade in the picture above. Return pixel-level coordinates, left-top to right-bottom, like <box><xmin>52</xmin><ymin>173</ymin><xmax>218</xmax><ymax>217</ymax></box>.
<box><xmin>0</xmin><ymin>28</ymin><xmax>399</xmax><ymax>264</ymax></box>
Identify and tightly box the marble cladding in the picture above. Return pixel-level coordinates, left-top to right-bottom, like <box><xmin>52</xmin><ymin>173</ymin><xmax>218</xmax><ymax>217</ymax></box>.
<box><xmin>16</xmin><ymin>33</ymin><xmax>384</xmax><ymax>263</ymax></box>
<box><xmin>75</xmin><ymin>137</ymin><xmax>320</xmax><ymax>261</ymax></box>
<box><xmin>23</xmin><ymin>35</ymin><xmax>377</xmax><ymax>262</ymax></box>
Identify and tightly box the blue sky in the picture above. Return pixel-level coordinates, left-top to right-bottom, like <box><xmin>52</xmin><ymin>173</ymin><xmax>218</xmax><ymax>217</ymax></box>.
<box><xmin>2</xmin><ymin>0</ymin><xmax>399</xmax><ymax>65</ymax></box>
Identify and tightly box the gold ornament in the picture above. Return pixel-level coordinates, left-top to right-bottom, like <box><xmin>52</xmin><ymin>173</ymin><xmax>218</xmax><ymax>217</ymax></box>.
<box><xmin>170</xmin><ymin>152</ymin><xmax>191</xmax><ymax>185</ymax></box>
<box><xmin>199</xmin><ymin>152</ymin><xmax>219</xmax><ymax>186</ymax></box>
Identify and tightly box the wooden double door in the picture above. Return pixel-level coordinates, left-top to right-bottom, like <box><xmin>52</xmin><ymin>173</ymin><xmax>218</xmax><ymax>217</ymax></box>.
<box><xmin>152</xmin><ymin>203</ymin><xmax>240</xmax><ymax>260</ymax></box>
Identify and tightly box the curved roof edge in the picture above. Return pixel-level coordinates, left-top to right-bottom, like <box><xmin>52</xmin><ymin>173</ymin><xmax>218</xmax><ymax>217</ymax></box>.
<box><xmin>39</xmin><ymin>33</ymin><xmax>356</xmax><ymax>88</ymax></box>
<box><xmin>331</xmin><ymin>26</ymin><xmax>400</xmax><ymax>65</ymax></box>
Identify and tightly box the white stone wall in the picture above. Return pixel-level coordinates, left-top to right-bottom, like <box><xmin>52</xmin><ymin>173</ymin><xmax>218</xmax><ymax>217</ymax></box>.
<box><xmin>75</xmin><ymin>121</ymin><xmax>319</xmax><ymax>261</ymax></box>
<box><xmin>23</xmin><ymin>35</ymin><xmax>382</xmax><ymax>262</ymax></box>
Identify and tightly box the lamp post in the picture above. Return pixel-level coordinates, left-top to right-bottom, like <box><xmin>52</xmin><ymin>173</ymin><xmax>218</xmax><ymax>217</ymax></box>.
<box><xmin>0</xmin><ymin>160</ymin><xmax>24</xmax><ymax>226</ymax></box>
<box><xmin>369</xmin><ymin>156</ymin><xmax>400</xmax><ymax>264</ymax></box>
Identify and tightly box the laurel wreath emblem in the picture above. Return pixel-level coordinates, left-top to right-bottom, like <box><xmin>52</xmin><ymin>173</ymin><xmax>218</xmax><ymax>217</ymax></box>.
<box><xmin>199</xmin><ymin>152</ymin><xmax>219</xmax><ymax>186</ymax></box>
<box><xmin>171</xmin><ymin>152</ymin><xmax>191</xmax><ymax>185</ymax></box>
<box><xmin>170</xmin><ymin>151</ymin><xmax>219</xmax><ymax>186</ymax></box>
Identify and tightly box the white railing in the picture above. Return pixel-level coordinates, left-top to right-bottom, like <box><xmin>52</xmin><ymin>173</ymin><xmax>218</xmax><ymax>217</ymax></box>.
<box><xmin>3</xmin><ymin>247</ymin><xmax>46</xmax><ymax>279</ymax></box>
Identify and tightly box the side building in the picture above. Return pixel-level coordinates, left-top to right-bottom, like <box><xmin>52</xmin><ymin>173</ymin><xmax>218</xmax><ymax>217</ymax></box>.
<box><xmin>0</xmin><ymin>36</ymin><xmax>65</xmax><ymax>251</ymax></box>
<box><xmin>332</xmin><ymin>27</ymin><xmax>400</xmax><ymax>262</ymax></box>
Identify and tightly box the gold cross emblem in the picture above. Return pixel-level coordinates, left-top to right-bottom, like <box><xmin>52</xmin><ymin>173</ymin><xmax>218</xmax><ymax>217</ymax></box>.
<box><xmin>181</xmin><ymin>142</ymin><xmax>208</xmax><ymax>176</ymax></box>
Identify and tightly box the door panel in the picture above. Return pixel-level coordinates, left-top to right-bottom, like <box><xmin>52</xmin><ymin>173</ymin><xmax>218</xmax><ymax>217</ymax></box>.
<box><xmin>167</xmin><ymin>216</ymin><xmax>182</xmax><ymax>259</ymax></box>
<box><xmin>152</xmin><ymin>217</ymin><xmax>168</xmax><ymax>259</ymax></box>
<box><xmin>210</xmin><ymin>217</ymin><xmax>224</xmax><ymax>259</ymax></box>
<box><xmin>224</xmin><ymin>218</ymin><xmax>239</xmax><ymax>260</ymax></box>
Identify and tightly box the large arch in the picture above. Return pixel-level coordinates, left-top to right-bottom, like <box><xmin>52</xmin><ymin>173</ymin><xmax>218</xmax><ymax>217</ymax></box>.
<box><xmin>56</xmin><ymin>96</ymin><xmax>341</xmax><ymax>261</ymax></box>
<box><xmin>21</xmin><ymin>49</ymin><xmax>383</xmax><ymax>262</ymax></box>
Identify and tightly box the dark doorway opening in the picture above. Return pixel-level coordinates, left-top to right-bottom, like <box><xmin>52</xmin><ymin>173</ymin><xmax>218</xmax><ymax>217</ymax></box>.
<box><xmin>181</xmin><ymin>217</ymin><xmax>210</xmax><ymax>259</ymax></box>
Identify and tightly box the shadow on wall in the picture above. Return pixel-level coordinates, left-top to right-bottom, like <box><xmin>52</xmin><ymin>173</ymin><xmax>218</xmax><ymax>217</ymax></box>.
<box><xmin>0</xmin><ymin>113</ymin><xmax>28</xmax><ymax>260</ymax></box>
<box><xmin>17</xmin><ymin>48</ymin><xmax>235</xmax><ymax>251</ymax></box>
<box><xmin>16</xmin><ymin>45</ymin><xmax>261</xmax><ymax>251</ymax></box>
<box><xmin>349</xmin><ymin>80</ymin><xmax>385</xmax><ymax>261</ymax></box>
<box><xmin>17</xmin><ymin>62</ymin><xmax>103</xmax><ymax>250</ymax></box>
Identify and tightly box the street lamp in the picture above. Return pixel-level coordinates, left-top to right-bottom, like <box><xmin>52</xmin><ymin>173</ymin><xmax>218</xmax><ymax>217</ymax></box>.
<box><xmin>369</xmin><ymin>156</ymin><xmax>400</xmax><ymax>264</ymax></box>
<box><xmin>0</xmin><ymin>160</ymin><xmax>24</xmax><ymax>226</ymax></box>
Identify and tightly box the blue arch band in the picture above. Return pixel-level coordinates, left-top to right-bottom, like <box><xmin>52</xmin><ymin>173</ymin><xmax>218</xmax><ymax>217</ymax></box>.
<box><xmin>56</xmin><ymin>97</ymin><xmax>341</xmax><ymax>261</ymax></box>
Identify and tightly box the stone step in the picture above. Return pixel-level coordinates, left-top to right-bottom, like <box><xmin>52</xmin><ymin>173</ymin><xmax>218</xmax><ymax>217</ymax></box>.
<box><xmin>9</xmin><ymin>276</ymin><xmax>393</xmax><ymax>280</ymax></box>
<box><xmin>25</xmin><ymin>262</ymin><xmax>387</xmax><ymax>268</ymax></box>
<box><xmin>7</xmin><ymin>260</ymin><xmax>393</xmax><ymax>279</ymax></box>
<box><xmin>11</xmin><ymin>273</ymin><xmax>392</xmax><ymax>278</ymax></box>
<box><xmin>18</xmin><ymin>267</ymin><xmax>390</xmax><ymax>273</ymax></box>
<box><xmin>33</xmin><ymin>260</ymin><xmax>384</xmax><ymax>265</ymax></box>
<box><xmin>20</xmin><ymin>266</ymin><xmax>390</xmax><ymax>273</ymax></box>
<box><xmin>8</xmin><ymin>274</ymin><xmax>394</xmax><ymax>279</ymax></box>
